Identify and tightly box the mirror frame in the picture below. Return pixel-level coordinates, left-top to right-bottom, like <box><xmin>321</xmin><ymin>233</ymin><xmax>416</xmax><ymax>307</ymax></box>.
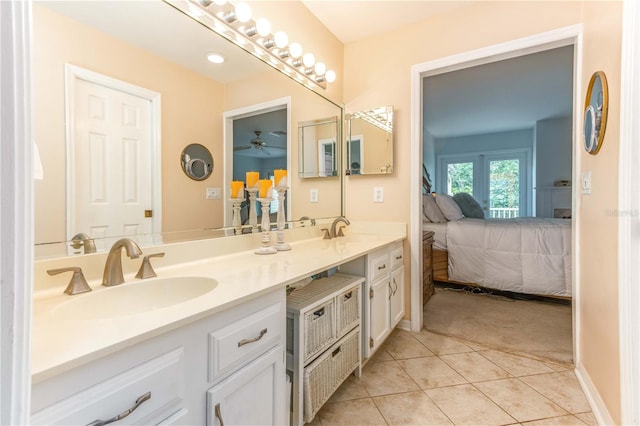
<box><xmin>583</xmin><ymin>71</ymin><xmax>608</xmax><ymax>155</ymax></box>
<box><xmin>181</xmin><ymin>143</ymin><xmax>214</xmax><ymax>181</ymax></box>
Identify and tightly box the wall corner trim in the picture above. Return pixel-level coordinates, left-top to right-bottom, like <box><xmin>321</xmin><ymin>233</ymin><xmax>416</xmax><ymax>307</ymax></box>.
<box><xmin>575</xmin><ymin>363</ymin><xmax>616</xmax><ymax>426</ymax></box>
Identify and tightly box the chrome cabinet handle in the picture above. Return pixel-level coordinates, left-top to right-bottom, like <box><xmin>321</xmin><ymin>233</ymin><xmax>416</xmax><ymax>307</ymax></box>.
<box><xmin>395</xmin><ymin>255</ymin><xmax>403</xmax><ymax>260</ymax></box>
<box><xmin>237</xmin><ymin>328</ymin><xmax>268</xmax><ymax>347</ymax></box>
<box><xmin>378</xmin><ymin>264</ymin><xmax>386</xmax><ymax>270</ymax></box>
<box><xmin>215</xmin><ymin>403</ymin><xmax>224</xmax><ymax>426</ymax></box>
<box><xmin>86</xmin><ymin>391</ymin><xmax>151</xmax><ymax>426</ymax></box>
<box><xmin>393</xmin><ymin>278</ymin><xmax>398</xmax><ymax>295</ymax></box>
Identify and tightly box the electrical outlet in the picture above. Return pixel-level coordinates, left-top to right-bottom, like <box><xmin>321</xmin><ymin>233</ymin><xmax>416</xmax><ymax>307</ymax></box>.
<box><xmin>310</xmin><ymin>189</ymin><xmax>319</xmax><ymax>203</ymax></box>
<box><xmin>580</xmin><ymin>171</ymin><xmax>592</xmax><ymax>195</ymax></box>
<box><xmin>373</xmin><ymin>187</ymin><xmax>384</xmax><ymax>203</ymax></box>
<box><xmin>206</xmin><ymin>187</ymin><xmax>221</xmax><ymax>199</ymax></box>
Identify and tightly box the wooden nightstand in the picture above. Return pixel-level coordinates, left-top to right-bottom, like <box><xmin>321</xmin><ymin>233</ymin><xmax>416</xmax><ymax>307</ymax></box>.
<box><xmin>422</xmin><ymin>231</ymin><xmax>435</xmax><ymax>305</ymax></box>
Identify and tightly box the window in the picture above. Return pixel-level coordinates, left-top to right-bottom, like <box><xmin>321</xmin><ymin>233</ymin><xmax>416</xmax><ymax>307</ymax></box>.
<box><xmin>438</xmin><ymin>149</ymin><xmax>531</xmax><ymax>218</ymax></box>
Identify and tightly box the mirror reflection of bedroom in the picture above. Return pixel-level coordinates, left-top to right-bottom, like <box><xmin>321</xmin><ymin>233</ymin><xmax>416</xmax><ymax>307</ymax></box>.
<box><xmin>422</xmin><ymin>45</ymin><xmax>574</xmax><ymax>365</ymax></box>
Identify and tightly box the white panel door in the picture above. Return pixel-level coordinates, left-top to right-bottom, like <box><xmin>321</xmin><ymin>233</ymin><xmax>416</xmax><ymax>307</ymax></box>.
<box><xmin>72</xmin><ymin>78</ymin><xmax>153</xmax><ymax>251</ymax></box>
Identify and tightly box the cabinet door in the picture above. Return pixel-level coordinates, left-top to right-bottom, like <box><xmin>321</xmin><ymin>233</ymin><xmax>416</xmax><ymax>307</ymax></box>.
<box><xmin>368</xmin><ymin>277</ymin><xmax>391</xmax><ymax>355</ymax></box>
<box><xmin>390</xmin><ymin>266</ymin><xmax>405</xmax><ymax>328</ymax></box>
<box><xmin>207</xmin><ymin>345</ymin><xmax>285</xmax><ymax>426</ymax></box>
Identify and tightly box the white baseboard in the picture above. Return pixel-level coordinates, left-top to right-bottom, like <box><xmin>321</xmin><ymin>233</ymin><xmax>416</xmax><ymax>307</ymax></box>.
<box><xmin>397</xmin><ymin>320</ymin><xmax>411</xmax><ymax>332</ymax></box>
<box><xmin>574</xmin><ymin>363</ymin><xmax>615</xmax><ymax>425</ymax></box>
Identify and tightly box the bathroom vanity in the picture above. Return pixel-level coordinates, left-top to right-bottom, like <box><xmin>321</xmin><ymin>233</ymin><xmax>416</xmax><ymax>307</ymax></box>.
<box><xmin>31</xmin><ymin>223</ymin><xmax>406</xmax><ymax>425</ymax></box>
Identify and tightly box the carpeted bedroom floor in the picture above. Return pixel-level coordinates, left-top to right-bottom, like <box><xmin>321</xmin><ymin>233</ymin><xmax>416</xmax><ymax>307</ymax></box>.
<box><xmin>423</xmin><ymin>286</ymin><xmax>573</xmax><ymax>364</ymax></box>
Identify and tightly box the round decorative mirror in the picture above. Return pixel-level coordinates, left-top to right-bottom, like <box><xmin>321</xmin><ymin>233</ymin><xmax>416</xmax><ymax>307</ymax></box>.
<box><xmin>583</xmin><ymin>71</ymin><xmax>608</xmax><ymax>155</ymax></box>
<box><xmin>181</xmin><ymin>143</ymin><xmax>213</xmax><ymax>181</ymax></box>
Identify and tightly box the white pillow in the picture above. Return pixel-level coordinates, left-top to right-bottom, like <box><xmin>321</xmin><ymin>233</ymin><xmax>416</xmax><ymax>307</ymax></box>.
<box><xmin>423</xmin><ymin>194</ymin><xmax>448</xmax><ymax>223</ymax></box>
<box><xmin>435</xmin><ymin>193</ymin><xmax>464</xmax><ymax>221</ymax></box>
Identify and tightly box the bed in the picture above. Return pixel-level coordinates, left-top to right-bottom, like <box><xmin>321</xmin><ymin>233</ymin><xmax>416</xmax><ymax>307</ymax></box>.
<box><xmin>423</xmin><ymin>217</ymin><xmax>572</xmax><ymax>298</ymax></box>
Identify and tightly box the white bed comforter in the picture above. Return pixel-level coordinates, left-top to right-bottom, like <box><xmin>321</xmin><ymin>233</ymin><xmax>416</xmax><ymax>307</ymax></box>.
<box><xmin>446</xmin><ymin>218</ymin><xmax>572</xmax><ymax>297</ymax></box>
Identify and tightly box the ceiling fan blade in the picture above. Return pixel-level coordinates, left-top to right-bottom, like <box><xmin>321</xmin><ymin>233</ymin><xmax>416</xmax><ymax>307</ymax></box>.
<box><xmin>233</xmin><ymin>146</ymin><xmax>252</xmax><ymax>151</ymax></box>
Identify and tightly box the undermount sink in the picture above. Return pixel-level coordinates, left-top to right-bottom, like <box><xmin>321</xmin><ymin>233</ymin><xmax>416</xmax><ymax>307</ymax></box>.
<box><xmin>52</xmin><ymin>276</ymin><xmax>218</xmax><ymax>320</ymax></box>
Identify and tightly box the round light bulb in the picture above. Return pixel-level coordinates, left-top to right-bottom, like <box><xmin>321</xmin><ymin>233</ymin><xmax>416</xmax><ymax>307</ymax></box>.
<box><xmin>256</xmin><ymin>18</ymin><xmax>271</xmax><ymax>37</ymax></box>
<box><xmin>274</xmin><ymin>31</ymin><xmax>288</xmax><ymax>49</ymax></box>
<box><xmin>289</xmin><ymin>43</ymin><xmax>303</xmax><ymax>59</ymax></box>
<box><xmin>302</xmin><ymin>52</ymin><xmax>315</xmax><ymax>68</ymax></box>
<box><xmin>325</xmin><ymin>70</ymin><xmax>336</xmax><ymax>83</ymax></box>
<box><xmin>234</xmin><ymin>2</ymin><xmax>252</xmax><ymax>23</ymax></box>
<box><xmin>207</xmin><ymin>53</ymin><xmax>225</xmax><ymax>64</ymax></box>
<box><xmin>314</xmin><ymin>62</ymin><xmax>326</xmax><ymax>76</ymax></box>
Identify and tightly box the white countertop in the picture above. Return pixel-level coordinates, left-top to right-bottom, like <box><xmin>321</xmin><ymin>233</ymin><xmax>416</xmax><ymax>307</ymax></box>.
<box><xmin>32</xmin><ymin>223</ymin><xmax>406</xmax><ymax>383</ymax></box>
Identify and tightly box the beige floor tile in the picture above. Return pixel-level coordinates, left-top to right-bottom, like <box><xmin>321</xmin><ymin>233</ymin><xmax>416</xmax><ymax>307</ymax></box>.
<box><xmin>316</xmin><ymin>398</ymin><xmax>387</xmax><ymax>426</ymax></box>
<box><xmin>521</xmin><ymin>415</ymin><xmax>587</xmax><ymax>425</ymax></box>
<box><xmin>305</xmin><ymin>414</ymin><xmax>322</xmax><ymax>426</ymax></box>
<box><xmin>440</xmin><ymin>352</ymin><xmax>511</xmax><ymax>382</ymax></box>
<box><xmin>574</xmin><ymin>412</ymin><xmax>598</xmax><ymax>425</ymax></box>
<box><xmin>368</xmin><ymin>348</ymin><xmax>394</xmax><ymax>363</ymax></box>
<box><xmin>520</xmin><ymin>371</ymin><xmax>591</xmax><ymax>414</ymax></box>
<box><xmin>466</xmin><ymin>341</ymin><xmax>490</xmax><ymax>351</ymax></box>
<box><xmin>475</xmin><ymin>378</ymin><xmax>568</xmax><ymax>422</ymax></box>
<box><xmin>360</xmin><ymin>360</ymin><xmax>420</xmax><ymax>396</ymax></box>
<box><xmin>399</xmin><ymin>356</ymin><xmax>467</xmax><ymax>389</ymax></box>
<box><xmin>379</xmin><ymin>330</ymin><xmax>433</xmax><ymax>359</ymax></box>
<box><xmin>426</xmin><ymin>384</ymin><xmax>516</xmax><ymax>426</ymax></box>
<box><xmin>373</xmin><ymin>391</ymin><xmax>453</xmax><ymax>426</ymax></box>
<box><xmin>542</xmin><ymin>360</ymin><xmax>574</xmax><ymax>372</ymax></box>
<box><xmin>328</xmin><ymin>375</ymin><xmax>370</xmax><ymax>402</ymax></box>
<box><xmin>413</xmin><ymin>330</ymin><xmax>474</xmax><ymax>355</ymax></box>
<box><xmin>479</xmin><ymin>350</ymin><xmax>555</xmax><ymax>377</ymax></box>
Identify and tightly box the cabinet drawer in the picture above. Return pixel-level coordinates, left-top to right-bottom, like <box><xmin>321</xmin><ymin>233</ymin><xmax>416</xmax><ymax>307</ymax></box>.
<box><xmin>368</xmin><ymin>249</ymin><xmax>390</xmax><ymax>282</ymax></box>
<box><xmin>31</xmin><ymin>348</ymin><xmax>185</xmax><ymax>426</ymax></box>
<box><xmin>336</xmin><ymin>285</ymin><xmax>360</xmax><ymax>338</ymax></box>
<box><xmin>208</xmin><ymin>301</ymin><xmax>283</xmax><ymax>382</ymax></box>
<box><xmin>390</xmin><ymin>244</ymin><xmax>404</xmax><ymax>270</ymax></box>
<box><xmin>302</xmin><ymin>299</ymin><xmax>336</xmax><ymax>363</ymax></box>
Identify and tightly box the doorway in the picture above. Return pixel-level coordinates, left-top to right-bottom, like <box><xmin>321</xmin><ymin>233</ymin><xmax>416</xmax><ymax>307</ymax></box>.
<box><xmin>409</xmin><ymin>26</ymin><xmax>583</xmax><ymax>364</ymax></box>
<box><xmin>223</xmin><ymin>97</ymin><xmax>291</xmax><ymax>227</ymax></box>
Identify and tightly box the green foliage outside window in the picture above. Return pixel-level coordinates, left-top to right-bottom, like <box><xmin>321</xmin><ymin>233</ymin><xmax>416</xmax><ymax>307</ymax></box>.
<box><xmin>447</xmin><ymin>162</ymin><xmax>473</xmax><ymax>196</ymax></box>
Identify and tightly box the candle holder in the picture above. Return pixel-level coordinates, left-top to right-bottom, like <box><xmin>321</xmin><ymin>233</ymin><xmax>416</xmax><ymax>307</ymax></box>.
<box><xmin>230</xmin><ymin>198</ymin><xmax>243</xmax><ymax>235</ymax></box>
<box><xmin>255</xmin><ymin>197</ymin><xmax>277</xmax><ymax>255</ymax></box>
<box><xmin>246</xmin><ymin>187</ymin><xmax>259</xmax><ymax>233</ymax></box>
<box><xmin>275</xmin><ymin>185</ymin><xmax>291</xmax><ymax>251</ymax></box>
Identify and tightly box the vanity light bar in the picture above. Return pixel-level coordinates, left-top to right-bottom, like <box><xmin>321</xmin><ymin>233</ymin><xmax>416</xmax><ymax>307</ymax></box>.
<box><xmin>352</xmin><ymin>107</ymin><xmax>392</xmax><ymax>133</ymax></box>
<box><xmin>168</xmin><ymin>0</ymin><xmax>335</xmax><ymax>91</ymax></box>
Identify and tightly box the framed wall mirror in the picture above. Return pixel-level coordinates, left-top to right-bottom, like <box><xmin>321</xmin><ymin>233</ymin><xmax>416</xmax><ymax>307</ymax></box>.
<box><xmin>181</xmin><ymin>144</ymin><xmax>213</xmax><ymax>181</ymax></box>
<box><xmin>346</xmin><ymin>105</ymin><xmax>394</xmax><ymax>175</ymax></box>
<box><xmin>583</xmin><ymin>71</ymin><xmax>608</xmax><ymax>155</ymax></box>
<box><xmin>32</xmin><ymin>0</ymin><xmax>343</xmax><ymax>259</ymax></box>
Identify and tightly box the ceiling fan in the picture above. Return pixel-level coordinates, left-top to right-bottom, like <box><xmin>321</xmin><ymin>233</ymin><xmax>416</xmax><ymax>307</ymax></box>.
<box><xmin>234</xmin><ymin>130</ymin><xmax>286</xmax><ymax>156</ymax></box>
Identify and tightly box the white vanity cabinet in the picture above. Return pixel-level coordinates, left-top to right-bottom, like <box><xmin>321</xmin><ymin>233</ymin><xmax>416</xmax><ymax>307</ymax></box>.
<box><xmin>31</xmin><ymin>288</ymin><xmax>286</xmax><ymax>426</ymax></box>
<box><xmin>340</xmin><ymin>241</ymin><xmax>405</xmax><ymax>359</ymax></box>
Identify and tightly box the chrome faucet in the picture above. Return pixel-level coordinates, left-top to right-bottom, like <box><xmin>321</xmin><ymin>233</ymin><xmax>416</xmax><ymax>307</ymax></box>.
<box><xmin>102</xmin><ymin>238</ymin><xmax>143</xmax><ymax>286</ymax></box>
<box><xmin>330</xmin><ymin>216</ymin><xmax>350</xmax><ymax>238</ymax></box>
<box><xmin>70</xmin><ymin>232</ymin><xmax>96</xmax><ymax>254</ymax></box>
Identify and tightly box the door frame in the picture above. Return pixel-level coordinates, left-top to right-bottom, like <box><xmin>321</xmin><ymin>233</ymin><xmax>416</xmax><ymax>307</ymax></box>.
<box><xmin>618</xmin><ymin>0</ymin><xmax>640</xmax><ymax>423</ymax></box>
<box><xmin>222</xmin><ymin>97</ymin><xmax>291</xmax><ymax>227</ymax></box>
<box><xmin>64</xmin><ymin>64</ymin><xmax>162</xmax><ymax>243</ymax></box>
<box><xmin>409</xmin><ymin>26</ymin><xmax>583</xmax><ymax>352</ymax></box>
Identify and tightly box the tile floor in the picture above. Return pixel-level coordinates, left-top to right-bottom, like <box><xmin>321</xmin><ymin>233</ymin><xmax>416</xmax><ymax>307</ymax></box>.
<box><xmin>308</xmin><ymin>329</ymin><xmax>595</xmax><ymax>426</ymax></box>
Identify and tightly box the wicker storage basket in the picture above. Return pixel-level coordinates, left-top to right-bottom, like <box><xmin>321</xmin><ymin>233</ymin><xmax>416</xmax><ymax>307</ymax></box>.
<box><xmin>303</xmin><ymin>299</ymin><xmax>336</xmax><ymax>362</ymax></box>
<box><xmin>303</xmin><ymin>328</ymin><xmax>360</xmax><ymax>423</ymax></box>
<box><xmin>336</xmin><ymin>287</ymin><xmax>360</xmax><ymax>338</ymax></box>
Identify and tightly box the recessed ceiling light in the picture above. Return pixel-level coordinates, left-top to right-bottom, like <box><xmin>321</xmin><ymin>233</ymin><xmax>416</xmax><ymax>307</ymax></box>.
<box><xmin>207</xmin><ymin>53</ymin><xmax>225</xmax><ymax>64</ymax></box>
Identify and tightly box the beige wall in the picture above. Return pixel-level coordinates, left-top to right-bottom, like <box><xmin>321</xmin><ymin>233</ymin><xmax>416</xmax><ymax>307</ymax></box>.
<box><xmin>33</xmin><ymin>4</ymin><xmax>225</xmax><ymax>243</ymax></box>
<box><xmin>342</xmin><ymin>1</ymin><xmax>622</xmax><ymax>421</ymax></box>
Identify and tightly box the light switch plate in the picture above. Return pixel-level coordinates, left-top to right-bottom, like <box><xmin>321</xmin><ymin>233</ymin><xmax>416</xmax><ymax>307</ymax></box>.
<box><xmin>373</xmin><ymin>187</ymin><xmax>384</xmax><ymax>203</ymax></box>
<box><xmin>310</xmin><ymin>189</ymin><xmax>319</xmax><ymax>203</ymax></box>
<box><xmin>580</xmin><ymin>171</ymin><xmax>592</xmax><ymax>195</ymax></box>
<box><xmin>206</xmin><ymin>187</ymin><xmax>221</xmax><ymax>199</ymax></box>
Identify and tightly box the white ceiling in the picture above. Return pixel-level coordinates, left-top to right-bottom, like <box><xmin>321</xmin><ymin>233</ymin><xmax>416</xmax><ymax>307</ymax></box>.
<box><xmin>301</xmin><ymin>0</ymin><xmax>471</xmax><ymax>43</ymax></box>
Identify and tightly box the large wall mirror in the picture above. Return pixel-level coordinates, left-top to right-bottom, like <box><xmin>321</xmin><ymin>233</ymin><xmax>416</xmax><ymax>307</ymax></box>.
<box><xmin>33</xmin><ymin>0</ymin><xmax>343</xmax><ymax>259</ymax></box>
<box><xmin>346</xmin><ymin>106</ymin><xmax>394</xmax><ymax>175</ymax></box>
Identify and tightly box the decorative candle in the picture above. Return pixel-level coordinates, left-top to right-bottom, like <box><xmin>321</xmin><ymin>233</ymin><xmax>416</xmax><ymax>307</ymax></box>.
<box><xmin>274</xmin><ymin>169</ymin><xmax>287</xmax><ymax>187</ymax></box>
<box><xmin>231</xmin><ymin>181</ymin><xmax>244</xmax><ymax>198</ymax></box>
<box><xmin>246</xmin><ymin>171</ymin><xmax>259</xmax><ymax>189</ymax></box>
<box><xmin>258</xmin><ymin>179</ymin><xmax>272</xmax><ymax>198</ymax></box>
